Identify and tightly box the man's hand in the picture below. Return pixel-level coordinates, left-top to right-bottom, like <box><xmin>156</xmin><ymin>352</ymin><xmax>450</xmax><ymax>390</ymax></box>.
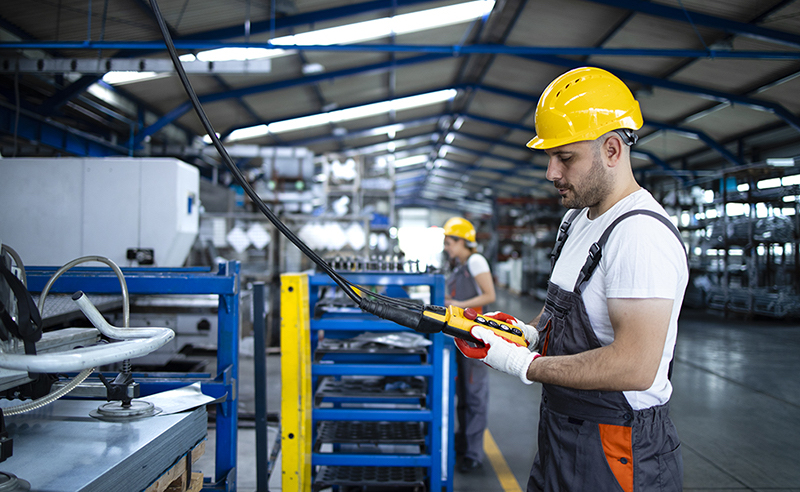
<box><xmin>484</xmin><ymin>311</ymin><xmax>539</xmax><ymax>348</ymax></box>
<box><xmin>470</xmin><ymin>326</ymin><xmax>540</xmax><ymax>385</ymax></box>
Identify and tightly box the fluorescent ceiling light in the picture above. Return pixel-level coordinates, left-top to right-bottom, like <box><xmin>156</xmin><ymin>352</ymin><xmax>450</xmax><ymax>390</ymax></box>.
<box><xmin>220</xmin><ymin>125</ymin><xmax>268</xmax><ymax>142</ymax></box>
<box><xmin>766</xmin><ymin>158</ymin><xmax>794</xmax><ymax>167</ymax></box>
<box><xmin>757</xmin><ymin>177</ymin><xmax>782</xmax><ymax>189</ymax></box>
<box><xmin>783</xmin><ymin>174</ymin><xmax>800</xmax><ymax>185</ymax></box>
<box><xmin>101</xmin><ymin>71</ymin><xmax>170</xmax><ymax>85</ymax></box>
<box><xmin>343</xmin><ymin>139</ymin><xmax>406</xmax><ymax>156</ymax></box>
<box><xmin>218</xmin><ymin>89</ymin><xmax>457</xmax><ymax>143</ymax></box>
<box><xmin>395</xmin><ymin>154</ymin><xmax>429</xmax><ymax>167</ymax></box>
<box><xmin>106</xmin><ymin>1</ymin><xmax>494</xmax><ymax>86</ymax></box>
<box><xmin>362</xmin><ymin>123</ymin><xmax>407</xmax><ymax>138</ymax></box>
<box><xmin>189</xmin><ymin>47</ymin><xmax>288</xmax><ymax>62</ymax></box>
<box><xmin>194</xmin><ymin>0</ymin><xmax>495</xmax><ymax>63</ymax></box>
<box><xmin>274</xmin><ymin>0</ymin><xmax>495</xmax><ymax>47</ymax></box>
<box><xmin>302</xmin><ymin>63</ymin><xmax>325</xmax><ymax>74</ymax></box>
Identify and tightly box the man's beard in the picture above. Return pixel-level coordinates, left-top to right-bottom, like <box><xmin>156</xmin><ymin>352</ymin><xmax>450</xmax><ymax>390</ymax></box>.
<box><xmin>555</xmin><ymin>151</ymin><xmax>612</xmax><ymax>210</ymax></box>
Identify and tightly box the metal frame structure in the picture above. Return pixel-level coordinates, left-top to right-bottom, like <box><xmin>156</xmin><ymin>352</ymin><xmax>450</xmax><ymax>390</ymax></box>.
<box><xmin>280</xmin><ymin>271</ymin><xmax>456</xmax><ymax>491</ymax></box>
<box><xmin>25</xmin><ymin>261</ymin><xmax>241</xmax><ymax>492</ymax></box>
<box><xmin>2</xmin><ymin>0</ymin><xmax>800</xmax><ymax>210</ymax></box>
<box><xmin>280</xmin><ymin>273</ymin><xmax>314</xmax><ymax>491</ymax></box>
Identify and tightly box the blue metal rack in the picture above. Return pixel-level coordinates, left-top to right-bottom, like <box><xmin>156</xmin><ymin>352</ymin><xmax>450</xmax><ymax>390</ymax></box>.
<box><xmin>25</xmin><ymin>261</ymin><xmax>241</xmax><ymax>492</ymax></box>
<box><xmin>308</xmin><ymin>272</ymin><xmax>456</xmax><ymax>492</ymax></box>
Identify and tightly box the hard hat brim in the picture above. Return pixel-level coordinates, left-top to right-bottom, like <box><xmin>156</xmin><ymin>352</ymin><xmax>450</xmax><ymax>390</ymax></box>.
<box><xmin>526</xmin><ymin>111</ymin><xmax>643</xmax><ymax>151</ymax></box>
<box><xmin>526</xmin><ymin>136</ymin><xmax>544</xmax><ymax>149</ymax></box>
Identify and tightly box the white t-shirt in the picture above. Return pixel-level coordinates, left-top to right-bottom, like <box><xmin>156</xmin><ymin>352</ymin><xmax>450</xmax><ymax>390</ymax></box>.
<box><xmin>465</xmin><ymin>254</ymin><xmax>491</xmax><ymax>295</ymax></box>
<box><xmin>550</xmin><ymin>188</ymin><xmax>688</xmax><ymax>410</ymax></box>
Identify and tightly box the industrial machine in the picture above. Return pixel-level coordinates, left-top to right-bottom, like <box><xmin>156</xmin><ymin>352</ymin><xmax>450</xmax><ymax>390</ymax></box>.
<box><xmin>0</xmin><ymin>241</ymin><xmax>205</xmax><ymax>491</ymax></box>
<box><xmin>0</xmin><ymin>157</ymin><xmax>199</xmax><ymax>268</ymax></box>
<box><xmin>0</xmin><ymin>154</ymin><xmax>241</xmax><ymax>490</ymax></box>
<box><xmin>0</xmin><ymin>157</ymin><xmax>222</xmax><ymax>369</ymax></box>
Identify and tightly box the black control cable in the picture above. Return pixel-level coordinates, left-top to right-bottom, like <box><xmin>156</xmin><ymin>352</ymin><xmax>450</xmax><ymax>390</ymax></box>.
<box><xmin>148</xmin><ymin>0</ymin><xmax>428</xmax><ymax>325</ymax></box>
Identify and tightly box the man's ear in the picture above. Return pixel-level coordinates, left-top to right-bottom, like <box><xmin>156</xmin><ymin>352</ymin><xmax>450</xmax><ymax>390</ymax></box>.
<box><xmin>604</xmin><ymin>133</ymin><xmax>624</xmax><ymax>167</ymax></box>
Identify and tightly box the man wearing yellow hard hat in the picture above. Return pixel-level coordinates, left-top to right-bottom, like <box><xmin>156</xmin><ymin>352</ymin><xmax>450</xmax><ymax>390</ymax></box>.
<box><xmin>442</xmin><ymin>216</ymin><xmax>497</xmax><ymax>473</ymax></box>
<box><xmin>459</xmin><ymin>67</ymin><xmax>688</xmax><ymax>491</ymax></box>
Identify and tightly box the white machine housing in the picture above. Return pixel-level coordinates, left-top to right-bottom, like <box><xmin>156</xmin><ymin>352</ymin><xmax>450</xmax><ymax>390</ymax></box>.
<box><xmin>0</xmin><ymin>157</ymin><xmax>199</xmax><ymax>267</ymax></box>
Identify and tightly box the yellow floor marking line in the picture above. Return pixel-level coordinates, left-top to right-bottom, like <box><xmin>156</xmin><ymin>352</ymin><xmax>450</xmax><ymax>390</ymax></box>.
<box><xmin>483</xmin><ymin>429</ymin><xmax>524</xmax><ymax>492</ymax></box>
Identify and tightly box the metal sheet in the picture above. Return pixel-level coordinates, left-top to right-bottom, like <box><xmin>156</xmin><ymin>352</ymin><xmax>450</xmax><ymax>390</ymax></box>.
<box><xmin>141</xmin><ymin>382</ymin><xmax>219</xmax><ymax>415</ymax></box>
<box><xmin>0</xmin><ymin>399</ymin><xmax>207</xmax><ymax>492</ymax></box>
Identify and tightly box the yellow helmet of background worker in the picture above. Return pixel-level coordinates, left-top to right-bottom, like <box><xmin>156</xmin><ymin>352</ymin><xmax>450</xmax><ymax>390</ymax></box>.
<box><xmin>526</xmin><ymin>67</ymin><xmax>643</xmax><ymax>150</ymax></box>
<box><xmin>443</xmin><ymin>217</ymin><xmax>476</xmax><ymax>244</ymax></box>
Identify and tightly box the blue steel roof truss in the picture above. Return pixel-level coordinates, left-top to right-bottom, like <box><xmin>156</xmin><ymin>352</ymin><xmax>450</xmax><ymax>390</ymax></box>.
<box><xmin>1</xmin><ymin>0</ymin><xmax>799</xmax><ymax>206</ymax></box>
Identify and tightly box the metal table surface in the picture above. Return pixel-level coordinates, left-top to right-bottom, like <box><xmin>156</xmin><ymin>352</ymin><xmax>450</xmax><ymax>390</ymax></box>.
<box><xmin>0</xmin><ymin>399</ymin><xmax>207</xmax><ymax>492</ymax></box>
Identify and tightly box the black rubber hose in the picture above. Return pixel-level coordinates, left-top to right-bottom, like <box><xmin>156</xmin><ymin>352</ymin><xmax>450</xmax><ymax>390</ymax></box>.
<box><xmin>359</xmin><ymin>299</ymin><xmax>429</xmax><ymax>331</ymax></box>
<box><xmin>148</xmin><ymin>0</ymin><xmax>363</xmax><ymax>305</ymax></box>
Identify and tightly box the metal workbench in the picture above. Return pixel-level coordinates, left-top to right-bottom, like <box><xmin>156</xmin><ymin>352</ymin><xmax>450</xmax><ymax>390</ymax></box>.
<box><xmin>25</xmin><ymin>262</ymin><xmax>241</xmax><ymax>492</ymax></box>
<box><xmin>0</xmin><ymin>399</ymin><xmax>207</xmax><ymax>492</ymax></box>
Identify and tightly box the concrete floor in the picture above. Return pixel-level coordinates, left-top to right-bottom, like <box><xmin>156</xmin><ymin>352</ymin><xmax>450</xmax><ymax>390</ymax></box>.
<box><xmin>198</xmin><ymin>289</ymin><xmax>800</xmax><ymax>491</ymax></box>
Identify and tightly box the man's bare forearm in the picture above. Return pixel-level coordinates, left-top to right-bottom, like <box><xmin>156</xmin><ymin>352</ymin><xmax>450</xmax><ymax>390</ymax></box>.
<box><xmin>525</xmin><ymin>344</ymin><xmax>653</xmax><ymax>391</ymax></box>
<box><xmin>524</xmin><ymin>298</ymin><xmax>672</xmax><ymax>391</ymax></box>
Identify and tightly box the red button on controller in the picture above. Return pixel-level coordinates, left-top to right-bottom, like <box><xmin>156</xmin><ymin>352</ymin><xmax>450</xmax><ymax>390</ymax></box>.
<box><xmin>463</xmin><ymin>308</ymin><xmax>478</xmax><ymax>320</ymax></box>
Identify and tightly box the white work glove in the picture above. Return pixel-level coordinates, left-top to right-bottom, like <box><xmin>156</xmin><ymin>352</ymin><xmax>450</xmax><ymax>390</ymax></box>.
<box><xmin>483</xmin><ymin>311</ymin><xmax>539</xmax><ymax>349</ymax></box>
<box><xmin>470</xmin><ymin>326</ymin><xmax>540</xmax><ymax>385</ymax></box>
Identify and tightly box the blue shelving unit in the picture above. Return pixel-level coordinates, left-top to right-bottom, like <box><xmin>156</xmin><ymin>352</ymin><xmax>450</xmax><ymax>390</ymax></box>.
<box><xmin>25</xmin><ymin>261</ymin><xmax>241</xmax><ymax>492</ymax></box>
<box><xmin>308</xmin><ymin>272</ymin><xmax>456</xmax><ymax>492</ymax></box>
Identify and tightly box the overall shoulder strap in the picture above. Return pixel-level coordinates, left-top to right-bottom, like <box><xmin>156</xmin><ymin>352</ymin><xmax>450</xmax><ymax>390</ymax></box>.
<box><xmin>550</xmin><ymin>209</ymin><xmax>583</xmax><ymax>273</ymax></box>
<box><xmin>572</xmin><ymin>209</ymin><xmax>686</xmax><ymax>382</ymax></box>
<box><xmin>572</xmin><ymin>209</ymin><xmax>685</xmax><ymax>293</ymax></box>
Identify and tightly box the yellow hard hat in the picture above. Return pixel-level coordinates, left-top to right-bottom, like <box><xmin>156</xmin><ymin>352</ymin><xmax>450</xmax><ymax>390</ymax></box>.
<box><xmin>443</xmin><ymin>217</ymin><xmax>476</xmax><ymax>244</ymax></box>
<box><xmin>526</xmin><ymin>67</ymin><xmax>643</xmax><ymax>150</ymax></box>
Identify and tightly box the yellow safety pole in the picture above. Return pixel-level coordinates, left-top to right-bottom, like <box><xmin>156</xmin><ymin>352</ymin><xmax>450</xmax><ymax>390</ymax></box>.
<box><xmin>280</xmin><ymin>273</ymin><xmax>312</xmax><ymax>490</ymax></box>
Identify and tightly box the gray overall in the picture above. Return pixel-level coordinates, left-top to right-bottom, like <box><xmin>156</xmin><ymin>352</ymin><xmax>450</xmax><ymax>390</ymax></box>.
<box><xmin>528</xmin><ymin>210</ymin><xmax>684</xmax><ymax>492</ymax></box>
<box><xmin>447</xmin><ymin>257</ymin><xmax>490</xmax><ymax>463</ymax></box>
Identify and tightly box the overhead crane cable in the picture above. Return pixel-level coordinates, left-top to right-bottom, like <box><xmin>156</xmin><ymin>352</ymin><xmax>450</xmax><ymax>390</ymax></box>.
<box><xmin>148</xmin><ymin>0</ymin><xmax>423</xmax><ymax>313</ymax></box>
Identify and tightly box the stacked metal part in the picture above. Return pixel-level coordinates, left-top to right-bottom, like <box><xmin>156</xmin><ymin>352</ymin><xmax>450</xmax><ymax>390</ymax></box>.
<box><xmin>329</xmin><ymin>255</ymin><xmax>425</xmax><ymax>273</ymax></box>
<box><xmin>0</xmin><ymin>401</ymin><xmax>207</xmax><ymax>492</ymax></box>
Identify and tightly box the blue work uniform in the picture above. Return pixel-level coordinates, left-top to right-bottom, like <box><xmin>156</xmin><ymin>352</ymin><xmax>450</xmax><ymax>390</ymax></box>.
<box><xmin>528</xmin><ymin>210</ymin><xmax>684</xmax><ymax>492</ymax></box>
<box><xmin>447</xmin><ymin>255</ymin><xmax>490</xmax><ymax>464</ymax></box>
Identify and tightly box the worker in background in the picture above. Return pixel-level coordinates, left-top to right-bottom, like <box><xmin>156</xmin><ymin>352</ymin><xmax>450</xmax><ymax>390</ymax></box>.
<box><xmin>459</xmin><ymin>67</ymin><xmax>688</xmax><ymax>491</ymax></box>
<box><xmin>442</xmin><ymin>217</ymin><xmax>496</xmax><ymax>473</ymax></box>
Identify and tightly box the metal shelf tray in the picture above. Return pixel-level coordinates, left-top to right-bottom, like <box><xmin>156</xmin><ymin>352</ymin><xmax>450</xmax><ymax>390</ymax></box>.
<box><xmin>314</xmin><ymin>337</ymin><xmax>428</xmax><ymax>363</ymax></box>
<box><xmin>315</xmin><ymin>421</ymin><xmax>426</xmax><ymax>450</ymax></box>
<box><xmin>315</xmin><ymin>376</ymin><xmax>427</xmax><ymax>406</ymax></box>
<box><xmin>313</xmin><ymin>466</ymin><xmax>427</xmax><ymax>492</ymax></box>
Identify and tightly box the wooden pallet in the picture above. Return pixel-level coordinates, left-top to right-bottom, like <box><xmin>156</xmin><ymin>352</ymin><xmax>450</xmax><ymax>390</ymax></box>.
<box><xmin>145</xmin><ymin>440</ymin><xmax>206</xmax><ymax>492</ymax></box>
<box><xmin>165</xmin><ymin>472</ymin><xmax>203</xmax><ymax>492</ymax></box>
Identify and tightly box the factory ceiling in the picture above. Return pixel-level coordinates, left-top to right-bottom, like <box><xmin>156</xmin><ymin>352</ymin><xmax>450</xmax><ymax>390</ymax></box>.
<box><xmin>2</xmin><ymin>0</ymin><xmax>800</xmax><ymax>212</ymax></box>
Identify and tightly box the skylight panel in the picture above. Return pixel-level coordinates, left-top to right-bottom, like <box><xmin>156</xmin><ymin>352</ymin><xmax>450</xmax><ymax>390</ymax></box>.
<box><xmin>217</xmin><ymin>89</ymin><xmax>457</xmax><ymax>143</ymax></box>
<box><xmin>101</xmin><ymin>71</ymin><xmax>169</xmax><ymax>85</ymax></box>
<box><xmin>102</xmin><ymin>1</ymin><xmax>495</xmax><ymax>86</ymax></box>
<box><xmin>394</xmin><ymin>155</ymin><xmax>429</xmax><ymax>167</ymax></box>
